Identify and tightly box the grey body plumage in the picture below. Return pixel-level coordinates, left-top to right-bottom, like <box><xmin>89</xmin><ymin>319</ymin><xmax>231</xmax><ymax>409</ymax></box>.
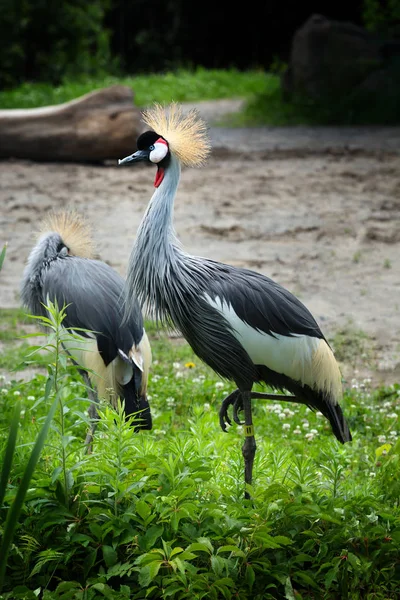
<box><xmin>21</xmin><ymin>214</ymin><xmax>152</xmax><ymax>444</ymax></box>
<box><xmin>120</xmin><ymin>105</ymin><xmax>351</xmax><ymax>494</ymax></box>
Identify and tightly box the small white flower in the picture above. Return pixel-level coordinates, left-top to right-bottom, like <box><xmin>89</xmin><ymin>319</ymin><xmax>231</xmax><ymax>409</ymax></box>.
<box><xmin>293</xmin><ymin>427</ymin><xmax>301</xmax><ymax>435</ymax></box>
<box><xmin>378</xmin><ymin>435</ymin><xmax>387</xmax><ymax>444</ymax></box>
<box><xmin>282</xmin><ymin>423</ymin><xmax>290</xmax><ymax>430</ymax></box>
<box><xmin>366</xmin><ymin>511</ymin><xmax>378</xmax><ymax>522</ymax></box>
<box><xmin>13</xmin><ymin>391</ymin><xmax>21</xmax><ymax>397</ymax></box>
<box><xmin>175</xmin><ymin>372</ymin><xmax>183</xmax><ymax>378</ymax></box>
<box><xmin>152</xmin><ymin>375</ymin><xmax>160</xmax><ymax>382</ymax></box>
<box><xmin>154</xmin><ymin>429</ymin><xmax>166</xmax><ymax>435</ymax></box>
<box><xmin>1</xmin><ymin>389</ymin><xmax>7</xmax><ymax>395</ymax></box>
<box><xmin>166</xmin><ymin>396</ymin><xmax>175</xmax><ymax>407</ymax></box>
<box><xmin>310</xmin><ymin>429</ymin><xmax>318</xmax><ymax>434</ymax></box>
<box><xmin>215</xmin><ymin>381</ymin><xmax>224</xmax><ymax>389</ymax></box>
<box><xmin>27</xmin><ymin>395</ymin><xmax>35</xmax><ymax>401</ymax></box>
<box><xmin>334</xmin><ymin>507</ymin><xmax>345</xmax><ymax>515</ymax></box>
<box><xmin>192</xmin><ymin>377</ymin><xmax>201</xmax><ymax>383</ymax></box>
<box><xmin>305</xmin><ymin>432</ymin><xmax>315</xmax><ymax>441</ymax></box>
<box><xmin>173</xmin><ymin>362</ymin><xmax>181</xmax><ymax>369</ymax></box>
<box><xmin>383</xmin><ymin>401</ymin><xmax>392</xmax><ymax>408</ymax></box>
<box><xmin>389</xmin><ymin>430</ymin><xmax>397</xmax><ymax>437</ymax></box>
<box><xmin>351</xmin><ymin>404</ymin><xmax>357</xmax><ymax>408</ymax></box>
<box><xmin>203</xmin><ymin>403</ymin><xmax>211</xmax><ymax>412</ymax></box>
<box><xmin>302</xmin><ymin>422</ymin><xmax>310</xmax><ymax>430</ymax></box>
<box><xmin>369</xmin><ymin>472</ymin><xmax>376</xmax><ymax>478</ymax></box>
<box><xmin>278</xmin><ymin>412</ymin><xmax>286</xmax><ymax>420</ymax></box>
<box><xmin>388</xmin><ymin>413</ymin><xmax>398</xmax><ymax>419</ymax></box>
<box><xmin>0</xmin><ymin>375</ymin><xmax>5</xmax><ymax>381</ymax></box>
<box><xmin>365</xmin><ymin>425</ymin><xmax>371</xmax><ymax>430</ymax></box>
<box><xmin>316</xmin><ymin>412</ymin><xmax>323</xmax><ymax>419</ymax></box>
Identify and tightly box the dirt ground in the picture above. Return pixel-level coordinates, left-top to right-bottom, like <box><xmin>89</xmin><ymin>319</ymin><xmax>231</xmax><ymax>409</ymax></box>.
<box><xmin>1</xmin><ymin>99</ymin><xmax>400</xmax><ymax>389</ymax></box>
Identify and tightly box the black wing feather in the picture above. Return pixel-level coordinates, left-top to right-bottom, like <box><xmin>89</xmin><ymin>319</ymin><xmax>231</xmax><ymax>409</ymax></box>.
<box><xmin>42</xmin><ymin>256</ymin><xmax>144</xmax><ymax>364</ymax></box>
<box><xmin>205</xmin><ymin>261</ymin><xmax>325</xmax><ymax>340</ymax></box>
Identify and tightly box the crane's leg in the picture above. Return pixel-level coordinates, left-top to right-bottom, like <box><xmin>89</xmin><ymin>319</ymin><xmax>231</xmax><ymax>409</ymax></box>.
<box><xmin>241</xmin><ymin>390</ymin><xmax>256</xmax><ymax>499</ymax></box>
<box><xmin>80</xmin><ymin>370</ymin><xmax>100</xmax><ymax>453</ymax></box>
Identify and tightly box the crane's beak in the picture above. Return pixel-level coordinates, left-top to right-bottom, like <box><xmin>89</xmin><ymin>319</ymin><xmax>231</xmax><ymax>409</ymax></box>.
<box><xmin>118</xmin><ymin>150</ymin><xmax>149</xmax><ymax>165</ymax></box>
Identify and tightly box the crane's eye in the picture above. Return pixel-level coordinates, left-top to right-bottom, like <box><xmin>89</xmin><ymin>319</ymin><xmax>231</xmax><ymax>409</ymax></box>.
<box><xmin>149</xmin><ymin>139</ymin><xmax>169</xmax><ymax>164</ymax></box>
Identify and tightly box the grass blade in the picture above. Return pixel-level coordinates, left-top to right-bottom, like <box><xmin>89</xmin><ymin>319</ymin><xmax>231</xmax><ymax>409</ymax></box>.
<box><xmin>0</xmin><ymin>243</ymin><xmax>7</xmax><ymax>271</ymax></box>
<box><xmin>0</xmin><ymin>393</ymin><xmax>59</xmax><ymax>591</ymax></box>
<box><xmin>0</xmin><ymin>401</ymin><xmax>21</xmax><ymax>514</ymax></box>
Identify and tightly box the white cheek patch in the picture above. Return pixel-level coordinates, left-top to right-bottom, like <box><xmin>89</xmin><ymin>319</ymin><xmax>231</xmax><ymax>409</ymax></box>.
<box><xmin>149</xmin><ymin>140</ymin><xmax>168</xmax><ymax>163</ymax></box>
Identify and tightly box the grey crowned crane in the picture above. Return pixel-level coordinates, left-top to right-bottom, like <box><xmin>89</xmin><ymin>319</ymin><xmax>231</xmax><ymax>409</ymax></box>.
<box><xmin>119</xmin><ymin>103</ymin><xmax>351</xmax><ymax>496</ymax></box>
<box><xmin>20</xmin><ymin>211</ymin><xmax>152</xmax><ymax>447</ymax></box>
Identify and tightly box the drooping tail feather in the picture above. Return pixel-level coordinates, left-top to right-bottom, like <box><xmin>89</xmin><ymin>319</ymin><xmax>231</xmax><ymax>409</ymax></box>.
<box><xmin>316</xmin><ymin>395</ymin><xmax>352</xmax><ymax>443</ymax></box>
<box><xmin>257</xmin><ymin>365</ymin><xmax>352</xmax><ymax>444</ymax></box>
<box><xmin>292</xmin><ymin>382</ymin><xmax>351</xmax><ymax>443</ymax></box>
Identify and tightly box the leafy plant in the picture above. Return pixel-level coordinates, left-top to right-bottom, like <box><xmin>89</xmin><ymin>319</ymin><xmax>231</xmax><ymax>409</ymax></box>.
<box><xmin>0</xmin><ymin>307</ymin><xmax>400</xmax><ymax>598</ymax></box>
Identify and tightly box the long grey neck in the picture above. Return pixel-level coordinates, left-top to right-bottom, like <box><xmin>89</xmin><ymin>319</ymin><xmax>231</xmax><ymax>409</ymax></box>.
<box><xmin>125</xmin><ymin>153</ymin><xmax>183</xmax><ymax>317</ymax></box>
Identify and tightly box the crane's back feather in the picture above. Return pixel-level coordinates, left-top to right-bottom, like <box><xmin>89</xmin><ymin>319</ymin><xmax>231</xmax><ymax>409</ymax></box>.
<box><xmin>142</xmin><ymin>103</ymin><xmax>211</xmax><ymax>167</ymax></box>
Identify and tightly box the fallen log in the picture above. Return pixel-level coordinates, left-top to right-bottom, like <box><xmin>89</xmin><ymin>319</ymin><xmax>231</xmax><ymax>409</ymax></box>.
<box><xmin>0</xmin><ymin>85</ymin><xmax>143</xmax><ymax>162</ymax></box>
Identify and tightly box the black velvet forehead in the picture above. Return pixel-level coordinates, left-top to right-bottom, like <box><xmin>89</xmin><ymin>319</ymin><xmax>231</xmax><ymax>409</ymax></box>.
<box><xmin>137</xmin><ymin>130</ymin><xmax>165</xmax><ymax>150</ymax></box>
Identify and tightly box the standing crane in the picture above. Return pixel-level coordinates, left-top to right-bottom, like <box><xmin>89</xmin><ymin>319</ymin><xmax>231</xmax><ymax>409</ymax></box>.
<box><xmin>119</xmin><ymin>103</ymin><xmax>351</xmax><ymax>496</ymax></box>
<box><xmin>20</xmin><ymin>210</ymin><xmax>152</xmax><ymax>447</ymax></box>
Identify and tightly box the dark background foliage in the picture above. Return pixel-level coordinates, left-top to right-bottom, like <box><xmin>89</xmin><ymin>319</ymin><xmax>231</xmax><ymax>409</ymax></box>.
<box><xmin>0</xmin><ymin>0</ymin><xmax>398</xmax><ymax>89</ymax></box>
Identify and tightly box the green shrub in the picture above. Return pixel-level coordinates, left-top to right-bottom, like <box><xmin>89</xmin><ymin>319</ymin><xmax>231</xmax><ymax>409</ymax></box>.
<box><xmin>0</xmin><ymin>0</ymin><xmax>113</xmax><ymax>89</ymax></box>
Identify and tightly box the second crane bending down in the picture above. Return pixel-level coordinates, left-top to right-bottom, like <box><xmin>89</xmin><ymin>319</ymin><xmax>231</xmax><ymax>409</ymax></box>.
<box><xmin>119</xmin><ymin>103</ymin><xmax>352</xmax><ymax>495</ymax></box>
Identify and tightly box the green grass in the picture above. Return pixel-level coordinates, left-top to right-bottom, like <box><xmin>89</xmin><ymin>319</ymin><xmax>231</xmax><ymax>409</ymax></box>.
<box><xmin>0</xmin><ymin>67</ymin><xmax>267</xmax><ymax>110</ymax></box>
<box><xmin>0</xmin><ymin>308</ymin><xmax>400</xmax><ymax>599</ymax></box>
<box><xmin>1</xmin><ymin>65</ymin><xmax>398</xmax><ymax>125</ymax></box>
<box><xmin>331</xmin><ymin>324</ymin><xmax>376</xmax><ymax>368</ymax></box>
<box><xmin>0</xmin><ymin>308</ymin><xmax>29</xmax><ymax>341</ymax></box>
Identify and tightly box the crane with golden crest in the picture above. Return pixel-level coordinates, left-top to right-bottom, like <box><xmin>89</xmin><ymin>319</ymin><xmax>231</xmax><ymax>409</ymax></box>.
<box><xmin>20</xmin><ymin>210</ymin><xmax>152</xmax><ymax>447</ymax></box>
<box><xmin>119</xmin><ymin>103</ymin><xmax>352</xmax><ymax>496</ymax></box>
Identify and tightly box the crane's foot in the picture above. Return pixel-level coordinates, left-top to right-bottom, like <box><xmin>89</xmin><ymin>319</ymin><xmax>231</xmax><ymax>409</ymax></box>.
<box><xmin>219</xmin><ymin>390</ymin><xmax>298</xmax><ymax>433</ymax></box>
<box><xmin>219</xmin><ymin>389</ymin><xmax>241</xmax><ymax>431</ymax></box>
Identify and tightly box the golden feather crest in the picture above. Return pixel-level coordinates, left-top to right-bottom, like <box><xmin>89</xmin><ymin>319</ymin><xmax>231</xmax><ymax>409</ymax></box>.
<box><xmin>141</xmin><ymin>102</ymin><xmax>211</xmax><ymax>167</ymax></box>
<box><xmin>39</xmin><ymin>210</ymin><xmax>95</xmax><ymax>259</ymax></box>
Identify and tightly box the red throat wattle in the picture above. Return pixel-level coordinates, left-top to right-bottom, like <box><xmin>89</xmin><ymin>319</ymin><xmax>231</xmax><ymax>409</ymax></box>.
<box><xmin>154</xmin><ymin>167</ymin><xmax>165</xmax><ymax>188</ymax></box>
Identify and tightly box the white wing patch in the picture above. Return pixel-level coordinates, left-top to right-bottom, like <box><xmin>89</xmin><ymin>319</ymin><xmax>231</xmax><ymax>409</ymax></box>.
<box><xmin>204</xmin><ymin>293</ymin><xmax>320</xmax><ymax>388</ymax></box>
